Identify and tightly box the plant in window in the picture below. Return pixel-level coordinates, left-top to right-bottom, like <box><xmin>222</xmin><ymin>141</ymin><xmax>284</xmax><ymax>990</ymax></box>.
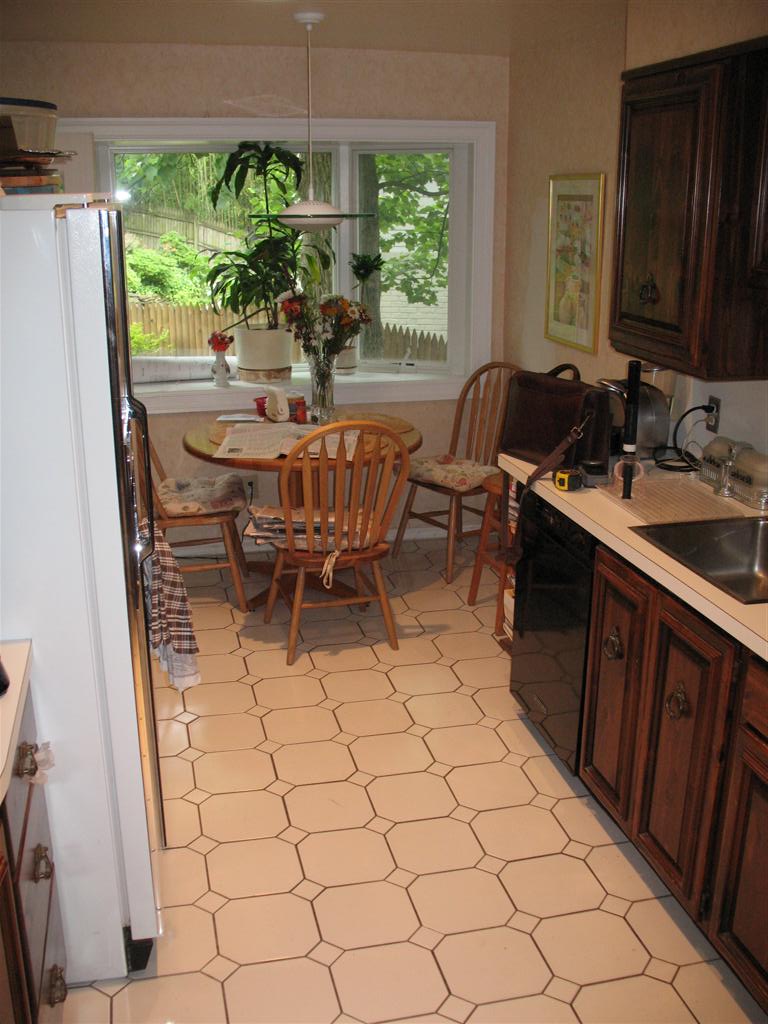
<box><xmin>207</xmin><ymin>142</ymin><xmax>332</xmax><ymax>382</ymax></box>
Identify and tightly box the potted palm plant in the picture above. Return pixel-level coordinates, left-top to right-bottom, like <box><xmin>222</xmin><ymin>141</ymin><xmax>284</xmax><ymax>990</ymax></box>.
<box><xmin>207</xmin><ymin>142</ymin><xmax>331</xmax><ymax>381</ymax></box>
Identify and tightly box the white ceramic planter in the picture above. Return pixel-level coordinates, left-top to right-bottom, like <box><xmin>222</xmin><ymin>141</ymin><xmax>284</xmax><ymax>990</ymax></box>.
<box><xmin>234</xmin><ymin>326</ymin><xmax>293</xmax><ymax>382</ymax></box>
<box><xmin>336</xmin><ymin>340</ymin><xmax>358</xmax><ymax>375</ymax></box>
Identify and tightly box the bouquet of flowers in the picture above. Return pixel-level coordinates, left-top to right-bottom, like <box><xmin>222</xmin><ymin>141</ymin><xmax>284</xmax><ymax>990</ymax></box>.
<box><xmin>208</xmin><ymin>330</ymin><xmax>235</xmax><ymax>352</ymax></box>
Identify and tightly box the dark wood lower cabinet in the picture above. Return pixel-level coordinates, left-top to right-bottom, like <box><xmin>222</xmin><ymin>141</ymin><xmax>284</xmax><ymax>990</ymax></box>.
<box><xmin>0</xmin><ymin>830</ymin><xmax>32</xmax><ymax>1024</ymax></box>
<box><xmin>581</xmin><ymin>546</ymin><xmax>766</xmax><ymax>1013</ymax></box>
<box><xmin>709</xmin><ymin>656</ymin><xmax>768</xmax><ymax>1008</ymax></box>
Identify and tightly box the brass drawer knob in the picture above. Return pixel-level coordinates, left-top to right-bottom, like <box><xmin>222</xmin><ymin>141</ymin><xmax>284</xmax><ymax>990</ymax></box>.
<box><xmin>639</xmin><ymin>273</ymin><xmax>660</xmax><ymax>305</ymax></box>
<box><xmin>14</xmin><ymin>741</ymin><xmax>39</xmax><ymax>778</ymax></box>
<box><xmin>664</xmin><ymin>683</ymin><xmax>690</xmax><ymax>720</ymax></box>
<box><xmin>33</xmin><ymin>844</ymin><xmax>53</xmax><ymax>883</ymax></box>
<box><xmin>48</xmin><ymin>964</ymin><xmax>68</xmax><ymax>1006</ymax></box>
<box><xmin>602</xmin><ymin>627</ymin><xmax>624</xmax><ymax>661</ymax></box>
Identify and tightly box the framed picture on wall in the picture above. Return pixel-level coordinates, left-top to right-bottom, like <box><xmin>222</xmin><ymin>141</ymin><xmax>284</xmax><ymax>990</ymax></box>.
<box><xmin>545</xmin><ymin>173</ymin><xmax>605</xmax><ymax>353</ymax></box>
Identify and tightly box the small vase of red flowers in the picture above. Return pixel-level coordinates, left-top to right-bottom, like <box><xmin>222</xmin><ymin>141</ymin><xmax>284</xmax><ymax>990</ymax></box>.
<box><xmin>208</xmin><ymin>330</ymin><xmax>234</xmax><ymax>387</ymax></box>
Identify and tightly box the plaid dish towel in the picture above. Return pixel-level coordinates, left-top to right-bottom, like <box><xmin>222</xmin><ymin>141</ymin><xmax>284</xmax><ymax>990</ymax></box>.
<box><xmin>146</xmin><ymin>524</ymin><xmax>201</xmax><ymax>692</ymax></box>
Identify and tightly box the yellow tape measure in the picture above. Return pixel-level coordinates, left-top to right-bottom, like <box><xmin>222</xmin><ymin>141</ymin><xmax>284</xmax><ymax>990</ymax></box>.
<box><xmin>553</xmin><ymin>468</ymin><xmax>583</xmax><ymax>491</ymax></box>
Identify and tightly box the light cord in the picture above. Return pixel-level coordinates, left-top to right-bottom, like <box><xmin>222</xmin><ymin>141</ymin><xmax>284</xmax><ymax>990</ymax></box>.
<box><xmin>305</xmin><ymin>23</ymin><xmax>314</xmax><ymax>201</ymax></box>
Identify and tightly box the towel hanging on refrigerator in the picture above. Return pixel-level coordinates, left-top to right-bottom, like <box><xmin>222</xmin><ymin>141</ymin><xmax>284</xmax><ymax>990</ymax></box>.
<box><xmin>146</xmin><ymin>524</ymin><xmax>201</xmax><ymax>691</ymax></box>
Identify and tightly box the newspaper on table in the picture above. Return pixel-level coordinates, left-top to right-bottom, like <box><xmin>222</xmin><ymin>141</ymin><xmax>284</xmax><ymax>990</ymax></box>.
<box><xmin>246</xmin><ymin>505</ymin><xmax>364</xmax><ymax>550</ymax></box>
<box><xmin>214</xmin><ymin>422</ymin><xmax>358</xmax><ymax>460</ymax></box>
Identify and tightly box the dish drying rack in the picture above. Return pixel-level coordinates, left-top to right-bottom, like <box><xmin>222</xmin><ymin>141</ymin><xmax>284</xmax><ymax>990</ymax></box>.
<box><xmin>699</xmin><ymin>437</ymin><xmax>768</xmax><ymax>511</ymax></box>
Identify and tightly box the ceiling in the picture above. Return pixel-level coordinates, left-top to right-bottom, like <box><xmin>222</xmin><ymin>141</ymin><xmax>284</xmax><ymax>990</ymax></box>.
<box><xmin>0</xmin><ymin>0</ymin><xmax>624</xmax><ymax>56</ymax></box>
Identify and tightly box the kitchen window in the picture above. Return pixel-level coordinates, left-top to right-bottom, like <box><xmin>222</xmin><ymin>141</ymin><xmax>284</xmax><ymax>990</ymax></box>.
<box><xmin>77</xmin><ymin>118</ymin><xmax>494</xmax><ymax>408</ymax></box>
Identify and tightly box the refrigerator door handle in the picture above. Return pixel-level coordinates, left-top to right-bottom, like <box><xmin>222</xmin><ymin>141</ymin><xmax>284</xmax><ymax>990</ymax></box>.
<box><xmin>125</xmin><ymin>395</ymin><xmax>155</xmax><ymax>564</ymax></box>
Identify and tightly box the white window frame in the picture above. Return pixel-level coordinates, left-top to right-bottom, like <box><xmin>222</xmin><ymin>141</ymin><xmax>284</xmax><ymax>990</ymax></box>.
<box><xmin>60</xmin><ymin>117</ymin><xmax>495</xmax><ymax>413</ymax></box>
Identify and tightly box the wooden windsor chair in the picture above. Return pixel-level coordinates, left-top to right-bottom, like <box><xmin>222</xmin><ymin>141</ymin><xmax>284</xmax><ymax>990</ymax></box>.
<box><xmin>392</xmin><ymin>361</ymin><xmax>519</xmax><ymax>581</ymax></box>
<box><xmin>263</xmin><ymin>421</ymin><xmax>411</xmax><ymax>665</ymax></box>
<box><xmin>148</xmin><ymin>439</ymin><xmax>250</xmax><ymax>613</ymax></box>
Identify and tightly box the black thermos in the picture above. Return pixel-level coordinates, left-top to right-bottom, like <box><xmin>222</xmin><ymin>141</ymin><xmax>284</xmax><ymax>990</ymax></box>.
<box><xmin>621</xmin><ymin>359</ymin><xmax>642</xmax><ymax>499</ymax></box>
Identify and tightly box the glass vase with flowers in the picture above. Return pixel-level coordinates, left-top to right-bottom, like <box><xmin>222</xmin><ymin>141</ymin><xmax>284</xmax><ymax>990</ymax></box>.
<box><xmin>208</xmin><ymin>330</ymin><xmax>235</xmax><ymax>387</ymax></box>
<box><xmin>281</xmin><ymin>294</ymin><xmax>371</xmax><ymax>423</ymax></box>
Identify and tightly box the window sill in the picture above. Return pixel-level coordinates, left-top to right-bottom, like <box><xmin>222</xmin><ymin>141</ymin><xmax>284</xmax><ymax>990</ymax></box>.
<box><xmin>137</xmin><ymin>367</ymin><xmax>465</xmax><ymax>414</ymax></box>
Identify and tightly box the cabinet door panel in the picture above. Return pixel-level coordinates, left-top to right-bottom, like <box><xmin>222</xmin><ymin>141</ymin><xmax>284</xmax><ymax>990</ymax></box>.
<box><xmin>633</xmin><ymin>595</ymin><xmax>734</xmax><ymax>915</ymax></box>
<box><xmin>581</xmin><ymin>549</ymin><xmax>653</xmax><ymax>827</ymax></box>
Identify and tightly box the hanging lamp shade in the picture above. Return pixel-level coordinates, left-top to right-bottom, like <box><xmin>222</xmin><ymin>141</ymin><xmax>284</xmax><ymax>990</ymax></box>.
<box><xmin>277</xmin><ymin>12</ymin><xmax>369</xmax><ymax>231</ymax></box>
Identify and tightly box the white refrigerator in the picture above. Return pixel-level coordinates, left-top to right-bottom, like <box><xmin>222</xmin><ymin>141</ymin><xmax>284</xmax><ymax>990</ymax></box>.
<box><xmin>0</xmin><ymin>194</ymin><xmax>162</xmax><ymax>983</ymax></box>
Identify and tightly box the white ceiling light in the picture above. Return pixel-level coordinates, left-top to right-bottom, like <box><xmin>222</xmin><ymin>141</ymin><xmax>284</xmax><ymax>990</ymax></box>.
<box><xmin>277</xmin><ymin>11</ymin><xmax>367</xmax><ymax>231</ymax></box>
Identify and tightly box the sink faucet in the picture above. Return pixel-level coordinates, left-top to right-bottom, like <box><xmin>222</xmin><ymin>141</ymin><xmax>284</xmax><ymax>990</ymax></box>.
<box><xmin>715</xmin><ymin>443</ymin><xmax>737</xmax><ymax>497</ymax></box>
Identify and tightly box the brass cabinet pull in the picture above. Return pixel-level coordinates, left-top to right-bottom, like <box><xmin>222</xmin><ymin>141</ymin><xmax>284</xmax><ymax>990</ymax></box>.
<box><xmin>602</xmin><ymin>627</ymin><xmax>624</xmax><ymax>661</ymax></box>
<box><xmin>33</xmin><ymin>844</ymin><xmax>53</xmax><ymax>882</ymax></box>
<box><xmin>639</xmin><ymin>273</ymin><xmax>660</xmax><ymax>305</ymax></box>
<box><xmin>48</xmin><ymin>964</ymin><xmax>68</xmax><ymax>1006</ymax></box>
<box><xmin>664</xmin><ymin>683</ymin><xmax>690</xmax><ymax>720</ymax></box>
<box><xmin>14</xmin><ymin>741</ymin><xmax>39</xmax><ymax>778</ymax></box>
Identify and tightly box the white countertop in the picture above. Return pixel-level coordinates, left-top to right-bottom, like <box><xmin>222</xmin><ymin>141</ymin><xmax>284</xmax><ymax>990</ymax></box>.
<box><xmin>0</xmin><ymin>640</ymin><xmax>32</xmax><ymax>802</ymax></box>
<box><xmin>499</xmin><ymin>454</ymin><xmax>768</xmax><ymax>661</ymax></box>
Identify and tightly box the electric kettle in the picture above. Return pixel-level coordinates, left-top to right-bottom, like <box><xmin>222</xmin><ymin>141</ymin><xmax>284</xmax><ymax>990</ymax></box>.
<box><xmin>597</xmin><ymin>378</ymin><xmax>670</xmax><ymax>459</ymax></box>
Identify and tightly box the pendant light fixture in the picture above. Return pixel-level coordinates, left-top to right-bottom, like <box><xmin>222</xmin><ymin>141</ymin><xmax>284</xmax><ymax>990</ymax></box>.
<box><xmin>277</xmin><ymin>11</ymin><xmax>368</xmax><ymax>231</ymax></box>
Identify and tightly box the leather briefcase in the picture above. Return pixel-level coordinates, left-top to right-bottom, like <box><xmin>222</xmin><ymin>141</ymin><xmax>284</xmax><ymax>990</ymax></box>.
<box><xmin>500</xmin><ymin>364</ymin><xmax>612</xmax><ymax>473</ymax></box>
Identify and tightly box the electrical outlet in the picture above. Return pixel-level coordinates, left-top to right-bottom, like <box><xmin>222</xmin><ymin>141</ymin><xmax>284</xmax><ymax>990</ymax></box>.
<box><xmin>706</xmin><ymin>395</ymin><xmax>721</xmax><ymax>433</ymax></box>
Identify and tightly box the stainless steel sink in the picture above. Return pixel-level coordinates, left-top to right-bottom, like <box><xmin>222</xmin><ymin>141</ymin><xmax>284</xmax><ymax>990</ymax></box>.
<box><xmin>630</xmin><ymin>517</ymin><xmax>768</xmax><ymax>604</ymax></box>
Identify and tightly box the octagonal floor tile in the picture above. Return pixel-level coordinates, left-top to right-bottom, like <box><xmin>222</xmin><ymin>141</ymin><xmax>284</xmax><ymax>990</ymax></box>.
<box><xmin>387</xmin><ymin>663</ymin><xmax>460</xmax><ymax>695</ymax></box>
<box><xmin>193</xmin><ymin>748</ymin><xmax>275</xmax><ymax>793</ymax></box>
<box><xmin>496</xmin><ymin>718</ymin><xmax>548</xmax><ymax>757</ymax></box>
<box><xmin>237</xmin><ymin>622</ymin><xmax>292</xmax><ymax>653</ymax></box>
<box><xmin>300</xmin><ymin>618</ymin><xmax>365</xmax><ymax>647</ymax></box>
<box><xmin>436</xmin><ymin>927</ymin><xmax>551</xmax><ymax>1003</ymax></box>
<box><xmin>373</xmin><ymin>636</ymin><xmax>441</xmax><ymax>666</ymax></box>
<box><xmin>472</xmin><ymin>806</ymin><xmax>567</xmax><ymax>861</ymax></box>
<box><xmin>154</xmin><ymin>687</ymin><xmax>184</xmax><ymax>720</ymax></box>
<box><xmin>192</xmin><ymin>605</ymin><xmax>233</xmax><ymax>630</ymax></box>
<box><xmin>156</xmin><ymin>847</ymin><xmax>208</xmax><ymax>907</ymax></box>
<box><xmin>553</xmin><ymin>796</ymin><xmax>626</xmax><ymax>847</ymax></box>
<box><xmin>157</xmin><ymin>720</ymin><xmax>189</xmax><ymax>757</ymax></box>
<box><xmin>207</xmin><ymin>838</ymin><xmax>302</xmax><ymax>898</ymax></box>
<box><xmin>160</xmin><ymin>756</ymin><xmax>194</xmax><ymax>799</ymax></box>
<box><xmin>286</xmin><ymin>781</ymin><xmax>374</xmax><ymax>832</ymax></box>
<box><xmin>534</xmin><ymin>909</ymin><xmax>648</xmax><ymax>984</ymax></box>
<box><xmin>626</xmin><ymin>896</ymin><xmax>716</xmax><ymax>965</ymax></box>
<box><xmin>185</xmin><ymin>682</ymin><xmax>255</xmax><ymax>716</ymax></box>
<box><xmin>673</xmin><ymin>960</ymin><xmax>766</xmax><ymax>1024</ymax></box>
<box><xmin>473</xmin><ymin>686</ymin><xmax>525</xmax><ymax>720</ymax></box>
<box><xmin>300</xmin><ymin>828</ymin><xmax>395</xmax><ymax>886</ymax></box>
<box><xmin>436</xmin><ymin>632</ymin><xmax>500</xmax><ymax>661</ymax></box>
<box><xmin>200</xmin><ymin>791</ymin><xmax>288</xmax><ymax>842</ymax></box>
<box><xmin>523</xmin><ymin>756</ymin><xmax>585</xmax><ymax>799</ymax></box>
<box><xmin>426</xmin><ymin>725</ymin><xmax>507</xmax><ymax>766</ymax></box>
<box><xmin>404</xmin><ymin>588</ymin><xmax>463</xmax><ymax>612</ymax></box>
<box><xmin>163</xmin><ymin>797</ymin><xmax>201</xmax><ymax>847</ymax></box>
<box><xmin>310</xmin><ymin>645</ymin><xmax>378</xmax><ymax>673</ymax></box>
<box><xmin>112</xmin><ymin>973</ymin><xmax>226</xmax><ymax>1024</ymax></box>
<box><xmin>332</xmin><ymin>943</ymin><xmax>448</xmax><ymax>1023</ymax></box>
<box><xmin>252</xmin><ymin>674</ymin><xmax>326</xmax><ymax>709</ymax></box>
<box><xmin>196</xmin><ymin>627</ymin><xmax>240</xmax><ymax>655</ymax></box>
<box><xmin>418</xmin><ymin>609</ymin><xmax>483</xmax><ymax>634</ymax></box>
<box><xmin>314</xmin><ymin>880</ymin><xmax>419</xmax><ymax>948</ymax></box>
<box><xmin>586</xmin><ymin>843</ymin><xmax>668</xmax><ymax>901</ymax></box>
<box><xmin>197</xmin><ymin>653</ymin><xmax>247</xmax><ymax>684</ymax></box>
<box><xmin>410</xmin><ymin>868</ymin><xmax>513</xmax><ymax>933</ymax></box>
<box><xmin>274</xmin><ymin>740</ymin><xmax>355</xmax><ymax>784</ymax></box>
<box><xmin>335</xmin><ymin>698</ymin><xmax>413</xmax><ymax>736</ymax></box>
<box><xmin>453</xmin><ymin>658</ymin><xmax>510</xmax><ymax>689</ymax></box>
<box><xmin>573</xmin><ymin>975</ymin><xmax>696</xmax><ymax>1023</ymax></box>
<box><xmin>500</xmin><ymin>854</ymin><xmax>605</xmax><ymax>917</ymax></box>
<box><xmin>388</xmin><ymin>817</ymin><xmax>483</xmax><ymax>874</ymax></box>
<box><xmin>224</xmin><ymin>959</ymin><xmax>339</xmax><ymax>1024</ymax></box>
<box><xmin>216</xmin><ymin>893</ymin><xmax>319</xmax><ymax>963</ymax></box>
<box><xmin>322</xmin><ymin>669</ymin><xmax>394</xmax><ymax>702</ymax></box>
<box><xmin>188</xmin><ymin>712</ymin><xmax>265</xmax><ymax>752</ymax></box>
<box><xmin>246</xmin><ymin>649</ymin><xmax>314</xmax><ymax>679</ymax></box>
<box><xmin>351</xmin><ymin>733</ymin><xmax>432</xmax><ymax>776</ymax></box>
<box><xmin>150</xmin><ymin>905</ymin><xmax>217</xmax><ymax>976</ymax></box>
<box><xmin>263</xmin><ymin>706</ymin><xmax>340</xmax><ymax>744</ymax></box>
<box><xmin>469</xmin><ymin>995</ymin><xmax>578</xmax><ymax>1022</ymax></box>
<box><xmin>447</xmin><ymin>763</ymin><xmax>536</xmax><ymax>810</ymax></box>
<box><xmin>368</xmin><ymin>771</ymin><xmax>456</xmax><ymax>822</ymax></box>
<box><xmin>407</xmin><ymin>692</ymin><xmax>483</xmax><ymax>728</ymax></box>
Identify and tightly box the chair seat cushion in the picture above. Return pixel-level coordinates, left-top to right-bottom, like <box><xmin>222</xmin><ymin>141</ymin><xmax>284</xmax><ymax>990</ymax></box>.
<box><xmin>409</xmin><ymin>454</ymin><xmax>498</xmax><ymax>493</ymax></box>
<box><xmin>159</xmin><ymin>474</ymin><xmax>247</xmax><ymax>516</ymax></box>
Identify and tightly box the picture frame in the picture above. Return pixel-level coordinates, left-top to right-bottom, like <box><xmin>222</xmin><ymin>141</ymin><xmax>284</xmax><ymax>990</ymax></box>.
<box><xmin>545</xmin><ymin>173</ymin><xmax>605</xmax><ymax>353</ymax></box>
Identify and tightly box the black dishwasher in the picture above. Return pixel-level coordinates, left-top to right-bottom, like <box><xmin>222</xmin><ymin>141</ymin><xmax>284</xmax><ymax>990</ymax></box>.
<box><xmin>510</xmin><ymin>489</ymin><xmax>597</xmax><ymax>772</ymax></box>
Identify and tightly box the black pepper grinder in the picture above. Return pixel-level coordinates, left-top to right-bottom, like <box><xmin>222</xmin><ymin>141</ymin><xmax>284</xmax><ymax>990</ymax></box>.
<box><xmin>0</xmin><ymin>657</ymin><xmax>9</xmax><ymax>697</ymax></box>
<box><xmin>621</xmin><ymin>359</ymin><xmax>642</xmax><ymax>499</ymax></box>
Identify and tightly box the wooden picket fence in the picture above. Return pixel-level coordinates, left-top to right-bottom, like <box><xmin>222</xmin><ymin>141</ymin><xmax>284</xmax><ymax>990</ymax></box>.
<box><xmin>128</xmin><ymin>298</ymin><xmax>447</xmax><ymax>363</ymax></box>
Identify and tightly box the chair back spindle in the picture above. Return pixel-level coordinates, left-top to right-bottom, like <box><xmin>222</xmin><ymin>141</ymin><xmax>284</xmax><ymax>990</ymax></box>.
<box><xmin>451</xmin><ymin>362</ymin><xmax>519</xmax><ymax>465</ymax></box>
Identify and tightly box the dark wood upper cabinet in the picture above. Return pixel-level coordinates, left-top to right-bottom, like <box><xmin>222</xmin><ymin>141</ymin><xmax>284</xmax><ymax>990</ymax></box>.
<box><xmin>610</xmin><ymin>37</ymin><xmax>768</xmax><ymax>380</ymax></box>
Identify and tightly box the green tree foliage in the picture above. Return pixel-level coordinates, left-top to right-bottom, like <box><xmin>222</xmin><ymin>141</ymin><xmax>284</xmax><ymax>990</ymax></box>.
<box><xmin>125</xmin><ymin>232</ymin><xmax>210</xmax><ymax>305</ymax></box>
<box><xmin>128</xmin><ymin>322</ymin><xmax>171</xmax><ymax>355</ymax></box>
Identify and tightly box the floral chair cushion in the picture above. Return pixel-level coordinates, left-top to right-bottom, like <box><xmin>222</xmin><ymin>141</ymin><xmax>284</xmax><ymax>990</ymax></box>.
<box><xmin>158</xmin><ymin>474</ymin><xmax>247</xmax><ymax>517</ymax></box>
<box><xmin>409</xmin><ymin>454</ymin><xmax>498</xmax><ymax>493</ymax></box>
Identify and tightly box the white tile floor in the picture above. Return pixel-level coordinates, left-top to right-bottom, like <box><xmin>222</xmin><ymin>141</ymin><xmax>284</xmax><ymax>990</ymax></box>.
<box><xmin>52</xmin><ymin>542</ymin><xmax>765</xmax><ymax>1024</ymax></box>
